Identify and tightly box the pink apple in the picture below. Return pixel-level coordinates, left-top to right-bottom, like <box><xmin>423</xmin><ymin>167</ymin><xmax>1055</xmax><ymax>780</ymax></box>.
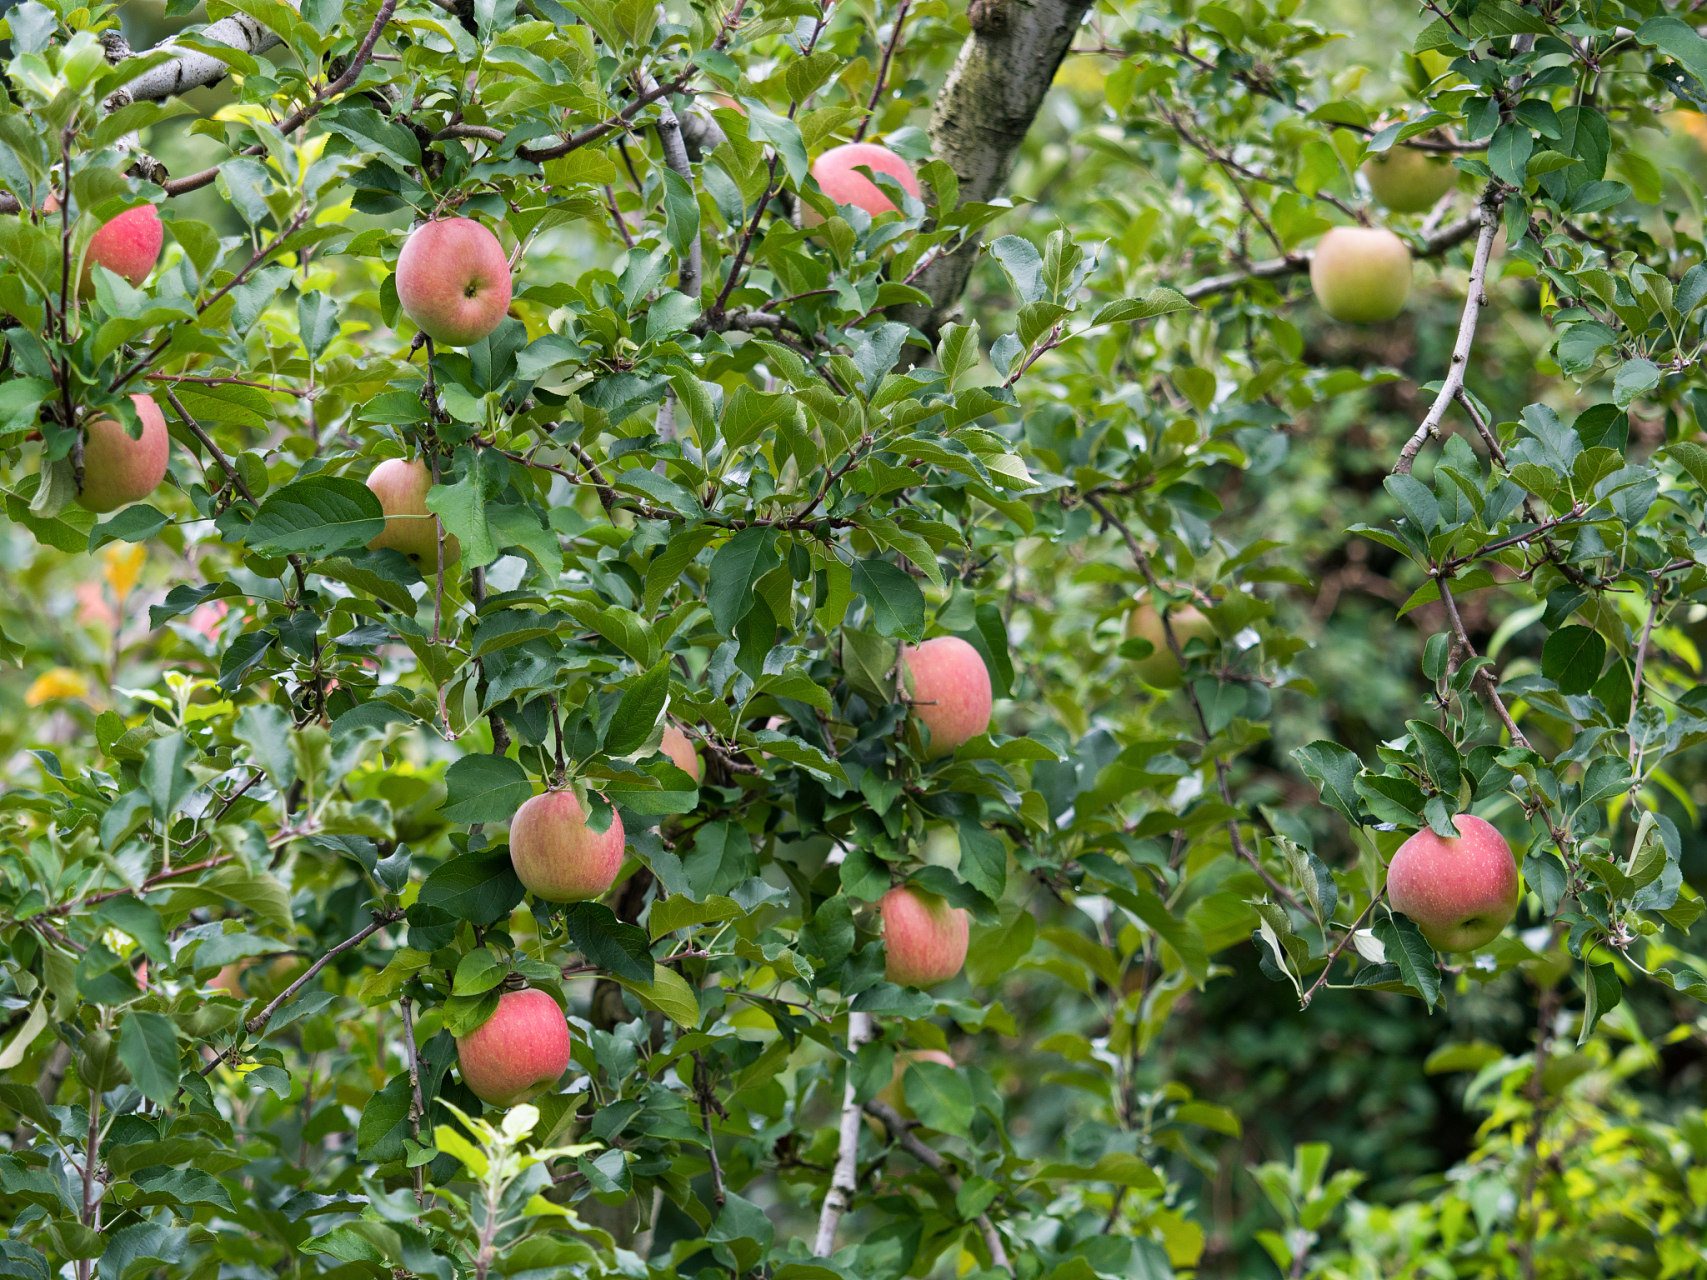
<box><xmin>805</xmin><ymin>143</ymin><xmax>920</xmax><ymax>224</ymax></box>
<box><xmin>661</xmin><ymin>725</ymin><xmax>701</xmax><ymax>783</ymax></box>
<box><xmin>77</xmin><ymin>394</ymin><xmax>170</xmax><ymax>512</ymax></box>
<box><xmin>45</xmin><ymin>197</ymin><xmax>162</xmax><ymax>295</ymax></box>
<box><xmin>1309</xmin><ymin>226</ymin><xmax>1412</xmax><ymax>323</ymax></box>
<box><xmin>365</xmin><ymin>457</ymin><xmax>461</xmax><ymax>568</ymax></box>
<box><xmin>1386</xmin><ymin>814</ymin><xmax>1520</xmax><ymax>952</ymax></box>
<box><xmin>455</xmin><ymin>986</ymin><xmax>572</xmax><ymax>1106</ymax></box>
<box><xmin>395</xmin><ymin>217</ymin><xmax>513</xmax><ymax>347</ymax></box>
<box><xmin>901</xmin><ymin>636</ymin><xmax>993</xmax><ymax>759</ymax></box>
<box><xmin>874</xmin><ymin>1048</ymin><xmax>955</xmax><ymax>1115</ymax></box>
<box><xmin>508</xmin><ymin>788</ymin><xmax>626</xmax><ymax>902</ymax></box>
<box><xmin>880</xmin><ymin>885</ymin><xmax>970</xmax><ymax>987</ymax></box>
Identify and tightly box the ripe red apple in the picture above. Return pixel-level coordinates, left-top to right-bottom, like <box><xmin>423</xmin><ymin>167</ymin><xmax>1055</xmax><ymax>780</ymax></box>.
<box><xmin>395</xmin><ymin>217</ymin><xmax>513</xmax><ymax>347</ymax></box>
<box><xmin>1362</xmin><ymin>147</ymin><xmax>1457</xmax><ymax>213</ymax></box>
<box><xmin>880</xmin><ymin>885</ymin><xmax>970</xmax><ymax>987</ymax></box>
<box><xmin>508</xmin><ymin>788</ymin><xmax>626</xmax><ymax>902</ymax></box>
<box><xmin>1124</xmin><ymin>603</ymin><xmax>1216</xmax><ymax>689</ymax></box>
<box><xmin>874</xmin><ymin>1048</ymin><xmax>955</xmax><ymax>1116</ymax></box>
<box><xmin>661</xmin><ymin>725</ymin><xmax>701</xmax><ymax>783</ymax></box>
<box><xmin>805</xmin><ymin>143</ymin><xmax>920</xmax><ymax>224</ymax></box>
<box><xmin>1309</xmin><ymin>226</ymin><xmax>1412</xmax><ymax>323</ymax></box>
<box><xmin>77</xmin><ymin>394</ymin><xmax>170</xmax><ymax>512</ymax></box>
<box><xmin>44</xmin><ymin>197</ymin><xmax>162</xmax><ymax>295</ymax></box>
<box><xmin>365</xmin><ymin>457</ymin><xmax>461</xmax><ymax>568</ymax></box>
<box><xmin>1386</xmin><ymin>814</ymin><xmax>1520</xmax><ymax>952</ymax></box>
<box><xmin>455</xmin><ymin>986</ymin><xmax>572</xmax><ymax>1107</ymax></box>
<box><xmin>901</xmin><ymin>636</ymin><xmax>993</xmax><ymax>759</ymax></box>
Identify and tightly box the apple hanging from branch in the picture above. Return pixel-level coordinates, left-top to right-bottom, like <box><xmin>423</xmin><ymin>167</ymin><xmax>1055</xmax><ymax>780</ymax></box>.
<box><xmin>880</xmin><ymin>885</ymin><xmax>970</xmax><ymax>987</ymax></box>
<box><xmin>77</xmin><ymin>394</ymin><xmax>170</xmax><ymax>512</ymax></box>
<box><xmin>455</xmin><ymin>986</ymin><xmax>573</xmax><ymax>1107</ymax></box>
<box><xmin>395</xmin><ymin>217</ymin><xmax>513</xmax><ymax>347</ymax></box>
<box><xmin>366</xmin><ymin>457</ymin><xmax>461</xmax><ymax>567</ymax></box>
<box><xmin>1385</xmin><ymin>815</ymin><xmax>1521</xmax><ymax>952</ymax></box>
<box><xmin>1309</xmin><ymin>226</ymin><xmax>1412</xmax><ymax>323</ymax></box>
<box><xmin>901</xmin><ymin>636</ymin><xmax>993</xmax><ymax>759</ymax></box>
<box><xmin>508</xmin><ymin>788</ymin><xmax>626</xmax><ymax>902</ymax></box>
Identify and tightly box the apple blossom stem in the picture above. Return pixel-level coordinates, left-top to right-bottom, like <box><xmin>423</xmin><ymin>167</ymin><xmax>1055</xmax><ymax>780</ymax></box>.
<box><xmin>813</xmin><ymin>1009</ymin><xmax>872</xmax><ymax>1255</ymax></box>
<box><xmin>863</xmin><ymin>1096</ymin><xmax>1011</xmax><ymax>1270</ymax></box>
<box><xmin>1394</xmin><ymin>191</ymin><xmax>1502</xmax><ymax>476</ymax></box>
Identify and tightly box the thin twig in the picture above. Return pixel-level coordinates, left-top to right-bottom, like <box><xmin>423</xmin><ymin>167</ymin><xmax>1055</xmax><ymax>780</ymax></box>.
<box><xmin>863</xmin><ymin>1098</ymin><xmax>1011</xmax><ymax>1270</ymax></box>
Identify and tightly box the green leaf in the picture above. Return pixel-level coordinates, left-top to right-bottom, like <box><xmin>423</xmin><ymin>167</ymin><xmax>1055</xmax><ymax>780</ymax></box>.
<box><xmin>902</xmin><ymin>1060</ymin><xmax>974</xmax><ymax>1135</ymax></box>
<box><xmin>117</xmin><ymin>1011</ymin><xmax>181</xmax><ymax>1106</ymax></box>
<box><xmin>707</xmin><ymin>527</ymin><xmax>779</xmax><ymax>637</ymax></box>
<box><xmin>1541</xmin><ymin>625</ymin><xmax>1606</xmax><ymax>696</ymax></box>
<box><xmin>1579</xmin><ymin>963</ymin><xmax>1622</xmax><ymax>1043</ymax></box>
<box><xmin>1291</xmin><ymin>741</ymin><xmax>1363</xmax><ymax>825</ymax></box>
<box><xmin>1092</xmin><ymin>288</ymin><xmax>1194</xmax><ymax>325</ymax></box>
<box><xmin>851</xmin><ymin>558</ymin><xmax>926</xmax><ymax>642</ymax></box>
<box><xmin>1371</xmin><ymin>915</ymin><xmax>1440</xmax><ymax>1007</ymax></box>
<box><xmin>440</xmin><ymin>754</ymin><xmax>533</xmax><ymax>824</ymax></box>
<box><xmin>451</xmin><ymin>947</ymin><xmax>507</xmax><ymax>996</ymax></box>
<box><xmin>88</xmin><ymin>503</ymin><xmax>170</xmax><ymax>552</ymax></box>
<box><xmin>606</xmin><ymin>659</ymin><xmax>670</xmax><ymax>757</ymax></box>
<box><xmin>417</xmin><ymin>851</ymin><xmax>525</xmax><ymax>926</ymax></box>
<box><xmin>248</xmin><ymin>476</ymin><xmax>384</xmax><ymax>558</ymax></box>
<box><xmin>956</xmin><ymin>820</ymin><xmax>1007</xmax><ymax>901</ymax></box>
<box><xmin>610</xmin><ymin>963</ymin><xmax>702</xmax><ymax>1028</ymax></box>
<box><xmin>648</xmin><ymin>893</ymin><xmax>746</xmax><ymax>941</ymax></box>
<box><xmin>564</xmin><ymin>902</ymin><xmax>654</xmax><ymax>982</ymax></box>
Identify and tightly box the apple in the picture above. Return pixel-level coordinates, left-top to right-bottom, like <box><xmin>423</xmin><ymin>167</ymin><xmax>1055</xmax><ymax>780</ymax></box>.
<box><xmin>509</xmin><ymin>788</ymin><xmax>626</xmax><ymax>902</ymax></box>
<box><xmin>1362</xmin><ymin>147</ymin><xmax>1457</xmax><ymax>213</ymax></box>
<box><xmin>1124</xmin><ymin>603</ymin><xmax>1216</xmax><ymax>689</ymax></box>
<box><xmin>395</xmin><ymin>217</ymin><xmax>513</xmax><ymax>347</ymax></box>
<box><xmin>366</xmin><ymin>457</ymin><xmax>461</xmax><ymax>568</ymax></box>
<box><xmin>1385</xmin><ymin>814</ymin><xmax>1520</xmax><ymax>952</ymax></box>
<box><xmin>874</xmin><ymin>1048</ymin><xmax>956</xmax><ymax>1116</ymax></box>
<box><xmin>805</xmin><ymin>142</ymin><xmax>920</xmax><ymax>224</ymax></box>
<box><xmin>880</xmin><ymin>885</ymin><xmax>970</xmax><ymax>987</ymax></box>
<box><xmin>661</xmin><ymin>724</ymin><xmax>702</xmax><ymax>783</ymax></box>
<box><xmin>1309</xmin><ymin>226</ymin><xmax>1412</xmax><ymax>323</ymax></box>
<box><xmin>44</xmin><ymin>197</ymin><xmax>162</xmax><ymax>294</ymax></box>
<box><xmin>77</xmin><ymin>394</ymin><xmax>170</xmax><ymax>512</ymax></box>
<box><xmin>901</xmin><ymin>636</ymin><xmax>993</xmax><ymax>759</ymax></box>
<box><xmin>455</xmin><ymin>986</ymin><xmax>572</xmax><ymax>1107</ymax></box>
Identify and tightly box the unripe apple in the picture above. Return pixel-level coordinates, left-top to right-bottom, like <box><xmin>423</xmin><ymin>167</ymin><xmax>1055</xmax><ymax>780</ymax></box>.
<box><xmin>1309</xmin><ymin>226</ymin><xmax>1412</xmax><ymax>324</ymax></box>
<box><xmin>44</xmin><ymin>197</ymin><xmax>162</xmax><ymax>295</ymax></box>
<box><xmin>901</xmin><ymin>636</ymin><xmax>993</xmax><ymax>759</ymax></box>
<box><xmin>1362</xmin><ymin>147</ymin><xmax>1457</xmax><ymax>213</ymax></box>
<box><xmin>874</xmin><ymin>1048</ymin><xmax>955</xmax><ymax>1116</ymax></box>
<box><xmin>365</xmin><ymin>457</ymin><xmax>461</xmax><ymax>568</ymax></box>
<box><xmin>509</xmin><ymin>788</ymin><xmax>626</xmax><ymax>902</ymax></box>
<box><xmin>1124</xmin><ymin>603</ymin><xmax>1216</xmax><ymax>689</ymax></box>
<box><xmin>1386</xmin><ymin>814</ymin><xmax>1520</xmax><ymax>952</ymax></box>
<box><xmin>455</xmin><ymin>986</ymin><xmax>572</xmax><ymax>1107</ymax></box>
<box><xmin>77</xmin><ymin>394</ymin><xmax>170</xmax><ymax>512</ymax></box>
<box><xmin>395</xmin><ymin>217</ymin><xmax>513</xmax><ymax>347</ymax></box>
<box><xmin>661</xmin><ymin>725</ymin><xmax>702</xmax><ymax>783</ymax></box>
<box><xmin>804</xmin><ymin>143</ymin><xmax>920</xmax><ymax>224</ymax></box>
<box><xmin>880</xmin><ymin>885</ymin><xmax>970</xmax><ymax>987</ymax></box>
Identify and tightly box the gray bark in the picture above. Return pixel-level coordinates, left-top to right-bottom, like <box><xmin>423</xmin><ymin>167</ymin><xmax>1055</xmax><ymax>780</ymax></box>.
<box><xmin>106</xmin><ymin>13</ymin><xmax>285</xmax><ymax>110</ymax></box>
<box><xmin>897</xmin><ymin>0</ymin><xmax>1095</xmax><ymax>340</ymax></box>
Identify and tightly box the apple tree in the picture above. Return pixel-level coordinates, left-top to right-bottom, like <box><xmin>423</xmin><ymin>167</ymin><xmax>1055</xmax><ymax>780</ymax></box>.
<box><xmin>0</xmin><ymin>0</ymin><xmax>1705</xmax><ymax>1276</ymax></box>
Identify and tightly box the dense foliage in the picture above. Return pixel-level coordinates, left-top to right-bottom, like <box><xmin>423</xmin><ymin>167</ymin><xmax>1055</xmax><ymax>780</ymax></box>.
<box><xmin>1</xmin><ymin>0</ymin><xmax>1706</xmax><ymax>1275</ymax></box>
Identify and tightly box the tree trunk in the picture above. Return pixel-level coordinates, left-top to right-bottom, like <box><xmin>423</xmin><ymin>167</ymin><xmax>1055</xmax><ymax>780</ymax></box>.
<box><xmin>899</xmin><ymin>0</ymin><xmax>1095</xmax><ymax>340</ymax></box>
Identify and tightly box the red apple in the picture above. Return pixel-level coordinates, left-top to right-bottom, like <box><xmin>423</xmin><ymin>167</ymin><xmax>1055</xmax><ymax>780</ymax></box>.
<box><xmin>880</xmin><ymin>885</ymin><xmax>969</xmax><ymax>987</ymax></box>
<box><xmin>509</xmin><ymin>788</ymin><xmax>626</xmax><ymax>902</ymax></box>
<box><xmin>395</xmin><ymin>217</ymin><xmax>513</xmax><ymax>347</ymax></box>
<box><xmin>455</xmin><ymin>986</ymin><xmax>572</xmax><ymax>1107</ymax></box>
<box><xmin>365</xmin><ymin>457</ymin><xmax>461</xmax><ymax>568</ymax></box>
<box><xmin>45</xmin><ymin>197</ymin><xmax>162</xmax><ymax>295</ymax></box>
<box><xmin>805</xmin><ymin>143</ymin><xmax>920</xmax><ymax>224</ymax></box>
<box><xmin>1309</xmin><ymin>226</ymin><xmax>1412</xmax><ymax>323</ymax></box>
<box><xmin>901</xmin><ymin>636</ymin><xmax>993</xmax><ymax>759</ymax></box>
<box><xmin>661</xmin><ymin>725</ymin><xmax>702</xmax><ymax>783</ymax></box>
<box><xmin>1386</xmin><ymin>814</ymin><xmax>1520</xmax><ymax>952</ymax></box>
<box><xmin>77</xmin><ymin>394</ymin><xmax>170</xmax><ymax>512</ymax></box>
<box><xmin>1362</xmin><ymin>147</ymin><xmax>1457</xmax><ymax>213</ymax></box>
<box><xmin>874</xmin><ymin>1048</ymin><xmax>955</xmax><ymax>1116</ymax></box>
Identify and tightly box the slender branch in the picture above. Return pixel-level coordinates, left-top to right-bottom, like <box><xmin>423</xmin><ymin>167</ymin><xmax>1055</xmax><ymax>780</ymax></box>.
<box><xmin>1436</xmin><ymin>575</ymin><xmax>1529</xmax><ymax>750</ymax></box>
<box><xmin>241</xmin><ymin>909</ymin><xmax>404</xmax><ymax>1039</ymax></box>
<box><xmin>863</xmin><ymin>1097</ymin><xmax>1011</xmax><ymax>1270</ymax></box>
<box><xmin>854</xmin><ymin>0</ymin><xmax>911</xmax><ymax>143</ymax></box>
<box><xmin>401</xmin><ymin>994</ymin><xmax>428</xmax><ymax>1208</ymax></box>
<box><xmin>814</xmin><ymin>1010</ymin><xmax>872</xmax><ymax>1254</ymax></box>
<box><xmin>1179</xmin><ymin>209</ymin><xmax>1483</xmax><ymax>303</ymax></box>
<box><xmin>1394</xmin><ymin>195</ymin><xmax>1502</xmax><ymax>476</ymax></box>
<box><xmin>1298</xmin><ymin>892</ymin><xmax>1384</xmax><ymax>1008</ymax></box>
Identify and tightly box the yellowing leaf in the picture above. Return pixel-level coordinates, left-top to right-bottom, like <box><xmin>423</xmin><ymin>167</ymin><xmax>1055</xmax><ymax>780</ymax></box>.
<box><xmin>103</xmin><ymin>543</ymin><xmax>146</xmax><ymax>598</ymax></box>
<box><xmin>26</xmin><ymin>668</ymin><xmax>90</xmax><ymax>705</ymax></box>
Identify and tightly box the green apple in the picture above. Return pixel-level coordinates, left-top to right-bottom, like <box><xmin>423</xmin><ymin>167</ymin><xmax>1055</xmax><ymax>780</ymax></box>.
<box><xmin>1309</xmin><ymin>227</ymin><xmax>1412</xmax><ymax>324</ymax></box>
<box><xmin>1363</xmin><ymin>147</ymin><xmax>1457</xmax><ymax>213</ymax></box>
